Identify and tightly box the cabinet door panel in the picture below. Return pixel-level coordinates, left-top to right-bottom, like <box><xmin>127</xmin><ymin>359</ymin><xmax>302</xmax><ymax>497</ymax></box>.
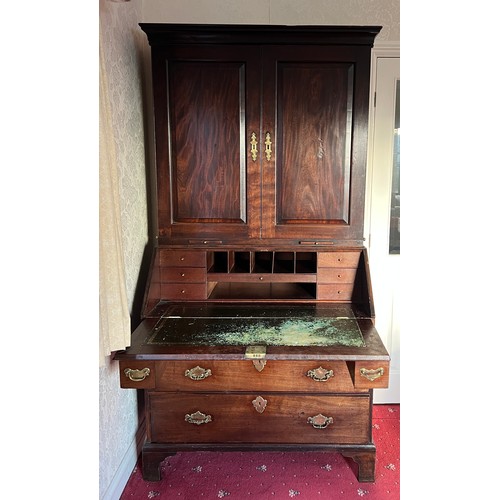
<box><xmin>170</xmin><ymin>61</ymin><xmax>244</xmax><ymax>222</ymax></box>
<box><xmin>262</xmin><ymin>46</ymin><xmax>371</xmax><ymax>243</ymax></box>
<box><xmin>152</xmin><ymin>46</ymin><xmax>261</xmax><ymax>243</ymax></box>
<box><xmin>278</xmin><ymin>62</ymin><xmax>353</xmax><ymax>225</ymax></box>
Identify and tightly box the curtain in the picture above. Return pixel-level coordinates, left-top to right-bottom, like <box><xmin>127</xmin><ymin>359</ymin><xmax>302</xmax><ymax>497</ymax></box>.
<box><xmin>99</xmin><ymin>27</ymin><xmax>131</xmax><ymax>366</ymax></box>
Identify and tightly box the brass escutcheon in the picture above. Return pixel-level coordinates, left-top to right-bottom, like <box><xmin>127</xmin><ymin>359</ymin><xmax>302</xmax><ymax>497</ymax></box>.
<box><xmin>307</xmin><ymin>413</ymin><xmax>334</xmax><ymax>429</ymax></box>
<box><xmin>306</xmin><ymin>366</ymin><xmax>334</xmax><ymax>382</ymax></box>
<box><xmin>185</xmin><ymin>365</ymin><xmax>212</xmax><ymax>381</ymax></box>
<box><xmin>185</xmin><ymin>411</ymin><xmax>212</xmax><ymax>425</ymax></box>
<box><xmin>124</xmin><ymin>367</ymin><xmax>151</xmax><ymax>382</ymax></box>
<box><xmin>264</xmin><ymin>132</ymin><xmax>272</xmax><ymax>161</ymax></box>
<box><xmin>252</xmin><ymin>359</ymin><xmax>267</xmax><ymax>372</ymax></box>
<box><xmin>250</xmin><ymin>132</ymin><xmax>258</xmax><ymax>161</ymax></box>
<box><xmin>252</xmin><ymin>396</ymin><xmax>267</xmax><ymax>413</ymax></box>
<box><xmin>360</xmin><ymin>367</ymin><xmax>384</xmax><ymax>381</ymax></box>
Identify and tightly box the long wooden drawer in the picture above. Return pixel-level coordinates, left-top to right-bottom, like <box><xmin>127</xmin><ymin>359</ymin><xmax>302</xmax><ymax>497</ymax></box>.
<box><xmin>156</xmin><ymin>360</ymin><xmax>356</xmax><ymax>392</ymax></box>
<box><xmin>149</xmin><ymin>393</ymin><xmax>370</xmax><ymax>444</ymax></box>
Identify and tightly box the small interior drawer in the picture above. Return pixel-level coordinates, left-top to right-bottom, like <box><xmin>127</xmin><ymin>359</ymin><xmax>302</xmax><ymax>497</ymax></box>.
<box><xmin>160</xmin><ymin>250</ymin><xmax>207</xmax><ymax>267</ymax></box>
<box><xmin>316</xmin><ymin>283</ymin><xmax>355</xmax><ymax>300</ymax></box>
<box><xmin>160</xmin><ymin>283</ymin><xmax>208</xmax><ymax>300</ymax></box>
<box><xmin>317</xmin><ymin>252</ymin><xmax>361</xmax><ymax>268</ymax></box>
<box><xmin>317</xmin><ymin>268</ymin><xmax>357</xmax><ymax>283</ymax></box>
<box><xmin>160</xmin><ymin>267</ymin><xmax>206</xmax><ymax>283</ymax></box>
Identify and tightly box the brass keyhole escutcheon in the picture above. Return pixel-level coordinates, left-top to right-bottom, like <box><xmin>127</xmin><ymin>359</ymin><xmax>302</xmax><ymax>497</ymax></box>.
<box><xmin>264</xmin><ymin>132</ymin><xmax>272</xmax><ymax>161</ymax></box>
<box><xmin>250</xmin><ymin>132</ymin><xmax>258</xmax><ymax>161</ymax></box>
<box><xmin>252</xmin><ymin>396</ymin><xmax>267</xmax><ymax>413</ymax></box>
<box><xmin>253</xmin><ymin>359</ymin><xmax>267</xmax><ymax>372</ymax></box>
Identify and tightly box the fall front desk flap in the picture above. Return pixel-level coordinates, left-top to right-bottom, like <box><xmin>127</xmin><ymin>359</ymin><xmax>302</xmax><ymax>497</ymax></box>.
<box><xmin>146</xmin><ymin>304</ymin><xmax>366</xmax><ymax>348</ymax></box>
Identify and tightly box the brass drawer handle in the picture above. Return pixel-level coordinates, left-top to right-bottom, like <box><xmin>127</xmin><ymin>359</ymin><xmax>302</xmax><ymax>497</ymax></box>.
<box><xmin>360</xmin><ymin>367</ymin><xmax>385</xmax><ymax>381</ymax></box>
<box><xmin>185</xmin><ymin>365</ymin><xmax>212</xmax><ymax>381</ymax></box>
<box><xmin>306</xmin><ymin>366</ymin><xmax>334</xmax><ymax>382</ymax></box>
<box><xmin>185</xmin><ymin>411</ymin><xmax>212</xmax><ymax>425</ymax></box>
<box><xmin>307</xmin><ymin>413</ymin><xmax>333</xmax><ymax>429</ymax></box>
<box><xmin>252</xmin><ymin>396</ymin><xmax>267</xmax><ymax>413</ymax></box>
<box><xmin>124</xmin><ymin>367</ymin><xmax>151</xmax><ymax>382</ymax></box>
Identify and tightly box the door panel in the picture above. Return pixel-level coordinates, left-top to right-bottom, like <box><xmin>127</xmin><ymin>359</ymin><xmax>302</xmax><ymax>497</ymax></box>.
<box><xmin>261</xmin><ymin>46</ymin><xmax>371</xmax><ymax>243</ymax></box>
<box><xmin>152</xmin><ymin>45</ymin><xmax>261</xmax><ymax>243</ymax></box>
<box><xmin>277</xmin><ymin>62</ymin><xmax>352</xmax><ymax>225</ymax></box>
<box><xmin>169</xmin><ymin>61</ymin><xmax>245</xmax><ymax>222</ymax></box>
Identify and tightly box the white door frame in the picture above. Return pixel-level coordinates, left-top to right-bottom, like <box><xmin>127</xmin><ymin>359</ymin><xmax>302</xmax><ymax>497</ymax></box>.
<box><xmin>365</xmin><ymin>43</ymin><xmax>400</xmax><ymax>404</ymax></box>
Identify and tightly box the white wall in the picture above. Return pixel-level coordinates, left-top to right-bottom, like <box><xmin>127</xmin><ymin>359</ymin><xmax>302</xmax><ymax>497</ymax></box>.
<box><xmin>99</xmin><ymin>1</ymin><xmax>400</xmax><ymax>498</ymax></box>
<box><xmin>142</xmin><ymin>0</ymin><xmax>400</xmax><ymax>42</ymax></box>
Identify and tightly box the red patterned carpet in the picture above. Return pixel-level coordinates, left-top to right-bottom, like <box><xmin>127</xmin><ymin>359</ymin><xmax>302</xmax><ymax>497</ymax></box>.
<box><xmin>120</xmin><ymin>404</ymin><xmax>399</xmax><ymax>499</ymax></box>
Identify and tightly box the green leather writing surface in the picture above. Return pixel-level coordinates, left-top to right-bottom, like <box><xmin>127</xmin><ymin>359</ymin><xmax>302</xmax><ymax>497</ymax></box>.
<box><xmin>147</xmin><ymin>316</ymin><xmax>364</xmax><ymax>347</ymax></box>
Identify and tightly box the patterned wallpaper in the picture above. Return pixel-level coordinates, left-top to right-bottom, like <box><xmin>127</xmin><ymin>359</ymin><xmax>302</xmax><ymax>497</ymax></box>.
<box><xmin>99</xmin><ymin>0</ymin><xmax>148</xmax><ymax>498</ymax></box>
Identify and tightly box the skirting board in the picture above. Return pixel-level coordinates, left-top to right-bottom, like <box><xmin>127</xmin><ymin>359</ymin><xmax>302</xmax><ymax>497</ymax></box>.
<box><xmin>102</xmin><ymin>419</ymin><xmax>146</xmax><ymax>500</ymax></box>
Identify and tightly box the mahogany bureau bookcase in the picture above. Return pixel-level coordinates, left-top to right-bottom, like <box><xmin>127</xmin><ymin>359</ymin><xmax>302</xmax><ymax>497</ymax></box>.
<box><xmin>114</xmin><ymin>24</ymin><xmax>390</xmax><ymax>483</ymax></box>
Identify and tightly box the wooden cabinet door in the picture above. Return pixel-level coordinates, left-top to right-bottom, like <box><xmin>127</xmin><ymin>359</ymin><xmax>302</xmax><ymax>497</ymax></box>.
<box><xmin>261</xmin><ymin>46</ymin><xmax>372</xmax><ymax>243</ymax></box>
<box><xmin>151</xmin><ymin>45</ymin><xmax>261</xmax><ymax>244</ymax></box>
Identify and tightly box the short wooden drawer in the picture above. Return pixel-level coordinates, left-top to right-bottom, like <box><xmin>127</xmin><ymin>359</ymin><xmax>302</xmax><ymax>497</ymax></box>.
<box><xmin>317</xmin><ymin>252</ymin><xmax>361</xmax><ymax>268</ymax></box>
<box><xmin>156</xmin><ymin>360</ymin><xmax>355</xmax><ymax>392</ymax></box>
<box><xmin>317</xmin><ymin>283</ymin><xmax>355</xmax><ymax>300</ymax></box>
<box><xmin>160</xmin><ymin>250</ymin><xmax>206</xmax><ymax>268</ymax></box>
<box><xmin>317</xmin><ymin>268</ymin><xmax>357</xmax><ymax>284</ymax></box>
<box><xmin>118</xmin><ymin>360</ymin><xmax>156</xmax><ymax>389</ymax></box>
<box><xmin>160</xmin><ymin>283</ymin><xmax>207</xmax><ymax>300</ymax></box>
<box><xmin>149</xmin><ymin>393</ymin><xmax>370</xmax><ymax>444</ymax></box>
<box><xmin>354</xmin><ymin>361</ymin><xmax>390</xmax><ymax>389</ymax></box>
<box><xmin>160</xmin><ymin>267</ymin><xmax>206</xmax><ymax>283</ymax></box>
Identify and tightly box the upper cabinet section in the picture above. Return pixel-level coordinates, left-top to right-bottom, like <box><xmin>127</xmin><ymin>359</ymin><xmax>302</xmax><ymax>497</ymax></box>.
<box><xmin>140</xmin><ymin>24</ymin><xmax>381</xmax><ymax>247</ymax></box>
